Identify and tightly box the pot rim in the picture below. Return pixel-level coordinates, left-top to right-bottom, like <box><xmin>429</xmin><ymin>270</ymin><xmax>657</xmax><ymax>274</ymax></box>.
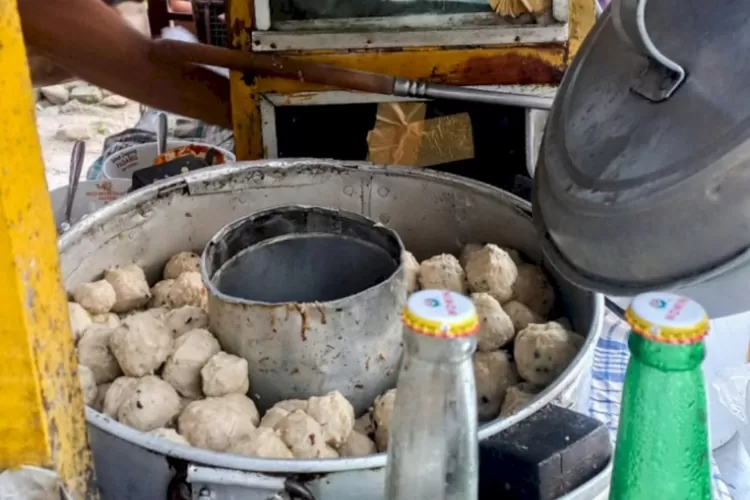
<box><xmin>200</xmin><ymin>204</ymin><xmax>405</xmax><ymax>308</ymax></box>
<box><xmin>63</xmin><ymin>159</ymin><xmax>605</xmax><ymax>473</ymax></box>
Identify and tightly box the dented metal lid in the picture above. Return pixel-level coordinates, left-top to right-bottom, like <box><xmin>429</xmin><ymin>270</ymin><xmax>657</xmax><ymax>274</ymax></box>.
<box><xmin>534</xmin><ymin>0</ymin><xmax>750</xmax><ymax>317</ymax></box>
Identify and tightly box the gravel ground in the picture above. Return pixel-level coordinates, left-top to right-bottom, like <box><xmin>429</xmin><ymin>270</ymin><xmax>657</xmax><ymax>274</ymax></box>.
<box><xmin>36</xmin><ymin>82</ymin><xmax>141</xmax><ymax>190</ymax></box>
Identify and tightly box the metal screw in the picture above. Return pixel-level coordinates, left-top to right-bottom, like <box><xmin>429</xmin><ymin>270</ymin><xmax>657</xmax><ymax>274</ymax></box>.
<box><xmin>198</xmin><ymin>487</ymin><xmax>213</xmax><ymax>499</ymax></box>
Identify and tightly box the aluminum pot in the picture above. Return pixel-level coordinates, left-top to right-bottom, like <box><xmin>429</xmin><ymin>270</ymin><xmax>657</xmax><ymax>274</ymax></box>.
<box><xmin>58</xmin><ymin>160</ymin><xmax>605</xmax><ymax>500</ymax></box>
<box><xmin>202</xmin><ymin>206</ymin><xmax>406</xmax><ymax>414</ymax></box>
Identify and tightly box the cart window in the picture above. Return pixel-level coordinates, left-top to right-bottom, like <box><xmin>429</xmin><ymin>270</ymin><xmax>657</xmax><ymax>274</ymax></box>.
<box><xmin>270</xmin><ymin>0</ymin><xmax>492</xmax><ymax>22</ymax></box>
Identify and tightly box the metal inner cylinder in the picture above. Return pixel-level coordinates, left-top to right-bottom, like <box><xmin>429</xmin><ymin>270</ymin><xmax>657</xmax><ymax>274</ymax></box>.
<box><xmin>201</xmin><ymin>205</ymin><xmax>407</xmax><ymax>413</ymax></box>
<box><xmin>214</xmin><ymin>233</ymin><xmax>397</xmax><ymax>303</ymax></box>
<box><xmin>204</xmin><ymin>206</ymin><xmax>402</xmax><ymax>303</ymax></box>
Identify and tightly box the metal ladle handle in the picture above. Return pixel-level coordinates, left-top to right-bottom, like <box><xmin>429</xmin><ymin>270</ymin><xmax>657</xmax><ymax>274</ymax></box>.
<box><xmin>611</xmin><ymin>0</ymin><xmax>686</xmax><ymax>102</ymax></box>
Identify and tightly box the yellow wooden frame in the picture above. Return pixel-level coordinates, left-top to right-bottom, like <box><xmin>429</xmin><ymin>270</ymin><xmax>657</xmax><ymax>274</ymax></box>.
<box><xmin>229</xmin><ymin>0</ymin><xmax>596</xmax><ymax>160</ymax></box>
<box><xmin>0</xmin><ymin>1</ymin><xmax>94</xmax><ymax>497</ymax></box>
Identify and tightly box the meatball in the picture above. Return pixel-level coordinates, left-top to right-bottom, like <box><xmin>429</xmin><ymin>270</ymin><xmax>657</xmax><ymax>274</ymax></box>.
<box><xmin>276</xmin><ymin>410</ymin><xmax>339</xmax><ymax>459</ymax></box>
<box><xmin>163</xmin><ymin>252</ymin><xmax>201</xmax><ymax>280</ymax></box>
<box><xmin>91</xmin><ymin>312</ymin><xmax>120</xmax><ymax>328</ymax></box>
<box><xmin>103</xmin><ymin>376</ymin><xmax>139</xmax><ymax>417</ymax></box>
<box><xmin>472</xmin><ymin>293</ymin><xmax>515</xmax><ymax>351</ymax></box>
<box><xmin>149</xmin><ymin>427</ymin><xmax>190</xmax><ymax>446</ymax></box>
<box><xmin>512</xmin><ymin>264</ymin><xmax>556</xmax><ymax>317</ymax></box>
<box><xmin>473</xmin><ymin>350</ymin><xmax>519</xmax><ymax>421</ymax></box>
<box><xmin>338</xmin><ymin>430</ymin><xmax>377</xmax><ymax>457</ymax></box>
<box><xmin>201</xmin><ymin>352</ymin><xmax>250</xmax><ymax>397</ymax></box>
<box><xmin>68</xmin><ymin>302</ymin><xmax>92</xmax><ymax>343</ymax></box>
<box><xmin>71</xmin><ymin>280</ymin><xmax>117</xmax><ymax>315</ymax></box>
<box><xmin>149</xmin><ymin>279</ymin><xmax>175</xmax><ymax>309</ymax></box>
<box><xmin>77</xmin><ymin>324</ymin><xmax>122</xmax><ymax>384</ymax></box>
<box><xmin>109</xmin><ymin>311</ymin><xmax>173</xmax><ymax>377</ymax></box>
<box><xmin>117</xmin><ymin>376</ymin><xmax>182</xmax><ymax>432</ymax></box>
<box><xmin>259</xmin><ymin>407</ymin><xmax>290</xmax><ymax>429</ymax></box>
<box><xmin>78</xmin><ymin>365</ymin><xmax>98</xmax><ymax>406</ymax></box>
<box><xmin>165</xmin><ymin>306</ymin><xmax>209</xmax><ymax>338</ymax></box>
<box><xmin>418</xmin><ymin>254</ymin><xmax>467</xmax><ymax>293</ymax></box>
<box><xmin>179</xmin><ymin>394</ymin><xmax>260</xmax><ymax>452</ymax></box>
<box><xmin>459</xmin><ymin>243</ymin><xmax>483</xmax><ymax>269</ymax></box>
<box><xmin>162</xmin><ymin>329</ymin><xmax>221</xmax><ymax>398</ymax></box>
<box><xmin>93</xmin><ymin>383</ymin><xmax>110</xmax><ymax>412</ymax></box>
<box><xmin>500</xmin><ymin>382</ymin><xmax>540</xmax><ymax>417</ymax></box>
<box><xmin>104</xmin><ymin>264</ymin><xmax>151</xmax><ymax>313</ymax></box>
<box><xmin>354</xmin><ymin>411</ymin><xmax>376</xmax><ymax>436</ymax></box>
<box><xmin>372</xmin><ymin>389</ymin><xmax>396</xmax><ymax>452</ymax></box>
<box><xmin>402</xmin><ymin>251</ymin><xmax>420</xmax><ymax>294</ymax></box>
<box><xmin>514</xmin><ymin>322</ymin><xmax>584</xmax><ymax>386</ymax></box>
<box><xmin>306</xmin><ymin>391</ymin><xmax>355</xmax><ymax>447</ymax></box>
<box><xmin>274</xmin><ymin>399</ymin><xmax>309</xmax><ymax>413</ymax></box>
<box><xmin>228</xmin><ymin>427</ymin><xmax>294</xmax><ymax>459</ymax></box>
<box><xmin>465</xmin><ymin>244</ymin><xmax>518</xmax><ymax>303</ymax></box>
<box><xmin>168</xmin><ymin>271</ymin><xmax>207</xmax><ymax>309</ymax></box>
<box><xmin>503</xmin><ymin>301</ymin><xmax>543</xmax><ymax>332</ymax></box>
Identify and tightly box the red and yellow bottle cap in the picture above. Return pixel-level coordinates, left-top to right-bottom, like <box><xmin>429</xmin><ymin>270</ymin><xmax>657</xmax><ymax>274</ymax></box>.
<box><xmin>625</xmin><ymin>292</ymin><xmax>709</xmax><ymax>345</ymax></box>
<box><xmin>402</xmin><ymin>290</ymin><xmax>479</xmax><ymax>338</ymax></box>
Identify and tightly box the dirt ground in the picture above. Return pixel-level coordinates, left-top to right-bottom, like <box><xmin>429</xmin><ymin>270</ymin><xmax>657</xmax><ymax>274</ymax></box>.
<box><xmin>36</xmin><ymin>84</ymin><xmax>140</xmax><ymax>190</ymax></box>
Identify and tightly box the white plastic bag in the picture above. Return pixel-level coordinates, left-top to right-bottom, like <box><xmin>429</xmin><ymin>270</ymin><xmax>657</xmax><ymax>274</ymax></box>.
<box><xmin>160</xmin><ymin>26</ymin><xmax>230</xmax><ymax>79</ymax></box>
<box><xmin>0</xmin><ymin>466</ymin><xmax>68</xmax><ymax>500</ymax></box>
<box><xmin>713</xmin><ymin>364</ymin><xmax>750</xmax><ymax>454</ymax></box>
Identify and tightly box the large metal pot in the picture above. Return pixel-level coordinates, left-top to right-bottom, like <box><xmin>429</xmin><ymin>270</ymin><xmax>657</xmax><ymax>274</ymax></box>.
<box><xmin>59</xmin><ymin>160</ymin><xmax>604</xmax><ymax>499</ymax></box>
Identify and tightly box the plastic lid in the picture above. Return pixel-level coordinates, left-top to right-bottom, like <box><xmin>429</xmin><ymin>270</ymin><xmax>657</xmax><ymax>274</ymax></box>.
<box><xmin>625</xmin><ymin>292</ymin><xmax>709</xmax><ymax>345</ymax></box>
<box><xmin>402</xmin><ymin>290</ymin><xmax>479</xmax><ymax>338</ymax></box>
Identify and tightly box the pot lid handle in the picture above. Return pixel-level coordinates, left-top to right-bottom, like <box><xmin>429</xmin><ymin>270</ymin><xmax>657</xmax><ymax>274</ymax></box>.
<box><xmin>611</xmin><ymin>0</ymin><xmax>686</xmax><ymax>102</ymax></box>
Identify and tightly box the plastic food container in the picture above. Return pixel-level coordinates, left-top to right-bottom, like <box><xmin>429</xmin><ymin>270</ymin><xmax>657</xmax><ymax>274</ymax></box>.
<box><xmin>101</xmin><ymin>141</ymin><xmax>235</xmax><ymax>179</ymax></box>
<box><xmin>48</xmin><ymin>179</ymin><xmax>132</xmax><ymax>227</ymax></box>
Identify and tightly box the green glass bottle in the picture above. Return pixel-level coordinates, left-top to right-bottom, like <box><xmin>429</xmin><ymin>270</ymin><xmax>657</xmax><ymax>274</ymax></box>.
<box><xmin>609</xmin><ymin>292</ymin><xmax>712</xmax><ymax>500</ymax></box>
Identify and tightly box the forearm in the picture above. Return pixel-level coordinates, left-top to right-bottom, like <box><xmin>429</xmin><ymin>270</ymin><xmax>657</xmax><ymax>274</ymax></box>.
<box><xmin>168</xmin><ymin>0</ymin><xmax>194</xmax><ymax>14</ymax></box>
<box><xmin>26</xmin><ymin>48</ymin><xmax>76</xmax><ymax>88</ymax></box>
<box><xmin>18</xmin><ymin>0</ymin><xmax>232</xmax><ymax>128</ymax></box>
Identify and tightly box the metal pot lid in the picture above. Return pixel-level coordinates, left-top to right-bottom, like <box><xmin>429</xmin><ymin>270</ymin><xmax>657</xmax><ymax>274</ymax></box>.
<box><xmin>534</xmin><ymin>0</ymin><xmax>750</xmax><ymax>296</ymax></box>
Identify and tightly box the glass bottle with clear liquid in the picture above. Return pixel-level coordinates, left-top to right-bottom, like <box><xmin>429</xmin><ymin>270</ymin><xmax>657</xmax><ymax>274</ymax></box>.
<box><xmin>385</xmin><ymin>289</ymin><xmax>480</xmax><ymax>500</ymax></box>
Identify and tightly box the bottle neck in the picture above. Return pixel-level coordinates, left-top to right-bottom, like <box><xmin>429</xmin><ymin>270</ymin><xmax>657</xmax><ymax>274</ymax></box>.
<box><xmin>628</xmin><ymin>333</ymin><xmax>705</xmax><ymax>371</ymax></box>
<box><xmin>403</xmin><ymin>328</ymin><xmax>476</xmax><ymax>364</ymax></box>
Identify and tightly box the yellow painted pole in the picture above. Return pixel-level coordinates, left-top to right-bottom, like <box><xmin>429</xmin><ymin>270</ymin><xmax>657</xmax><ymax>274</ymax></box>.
<box><xmin>0</xmin><ymin>1</ymin><xmax>96</xmax><ymax>498</ymax></box>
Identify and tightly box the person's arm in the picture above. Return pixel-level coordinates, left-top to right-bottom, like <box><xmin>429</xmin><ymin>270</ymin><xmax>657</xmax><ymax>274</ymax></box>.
<box><xmin>168</xmin><ymin>0</ymin><xmax>194</xmax><ymax>14</ymax></box>
<box><xmin>26</xmin><ymin>47</ymin><xmax>76</xmax><ymax>88</ymax></box>
<box><xmin>18</xmin><ymin>0</ymin><xmax>232</xmax><ymax>128</ymax></box>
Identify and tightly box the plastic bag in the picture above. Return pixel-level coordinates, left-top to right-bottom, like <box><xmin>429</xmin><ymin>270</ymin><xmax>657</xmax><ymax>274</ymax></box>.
<box><xmin>0</xmin><ymin>466</ymin><xmax>67</xmax><ymax>500</ymax></box>
<box><xmin>159</xmin><ymin>27</ymin><xmax>230</xmax><ymax>79</ymax></box>
<box><xmin>713</xmin><ymin>364</ymin><xmax>750</xmax><ymax>453</ymax></box>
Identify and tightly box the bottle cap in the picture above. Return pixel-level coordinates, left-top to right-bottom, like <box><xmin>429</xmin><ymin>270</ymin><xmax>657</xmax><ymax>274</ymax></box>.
<box><xmin>625</xmin><ymin>292</ymin><xmax>709</xmax><ymax>344</ymax></box>
<box><xmin>402</xmin><ymin>290</ymin><xmax>479</xmax><ymax>338</ymax></box>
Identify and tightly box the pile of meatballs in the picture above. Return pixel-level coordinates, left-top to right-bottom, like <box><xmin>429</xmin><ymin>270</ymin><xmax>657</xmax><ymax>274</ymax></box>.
<box><xmin>402</xmin><ymin>243</ymin><xmax>584</xmax><ymax>421</ymax></box>
<box><xmin>67</xmin><ymin>242</ymin><xmax>583</xmax><ymax>460</ymax></box>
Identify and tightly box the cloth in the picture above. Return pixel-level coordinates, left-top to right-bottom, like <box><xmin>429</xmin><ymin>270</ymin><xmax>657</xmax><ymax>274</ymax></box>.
<box><xmin>590</xmin><ymin>310</ymin><xmax>735</xmax><ymax>499</ymax></box>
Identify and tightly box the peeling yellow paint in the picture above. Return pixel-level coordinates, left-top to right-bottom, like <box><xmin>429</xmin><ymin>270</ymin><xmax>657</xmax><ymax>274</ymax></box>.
<box><xmin>229</xmin><ymin>0</ymin><xmax>262</xmax><ymax>160</ymax></box>
<box><xmin>0</xmin><ymin>1</ymin><xmax>95</xmax><ymax>498</ymax></box>
<box><xmin>568</xmin><ymin>0</ymin><xmax>597</xmax><ymax>59</ymax></box>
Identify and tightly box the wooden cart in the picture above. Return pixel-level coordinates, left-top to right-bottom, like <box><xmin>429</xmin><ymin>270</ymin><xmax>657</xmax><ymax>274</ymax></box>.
<box><xmin>227</xmin><ymin>0</ymin><xmax>596</xmax><ymax>160</ymax></box>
